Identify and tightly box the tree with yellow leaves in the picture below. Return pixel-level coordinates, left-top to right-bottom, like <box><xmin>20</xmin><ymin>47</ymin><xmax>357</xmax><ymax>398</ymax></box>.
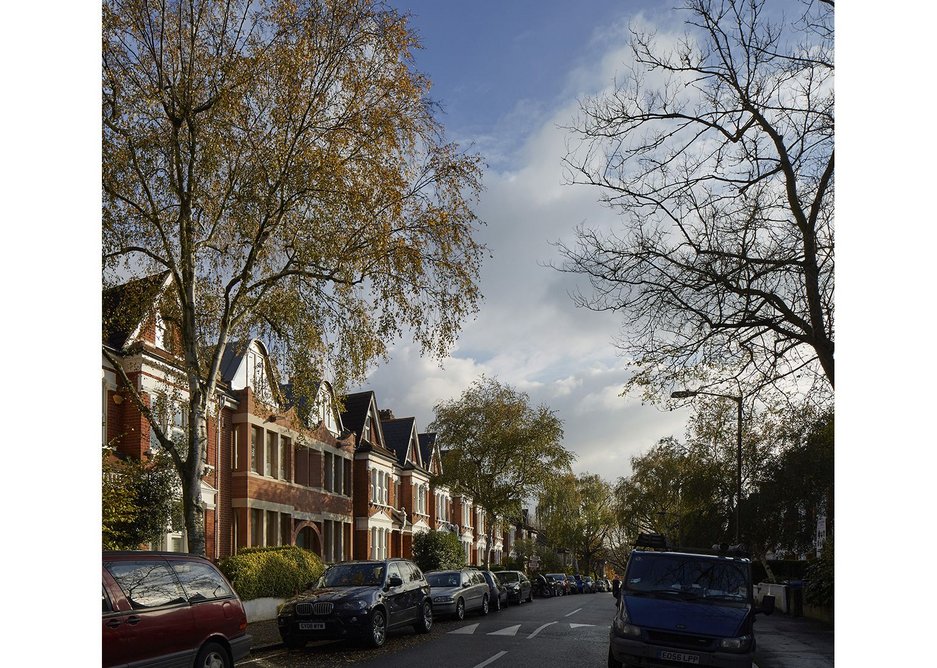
<box><xmin>103</xmin><ymin>0</ymin><xmax>486</xmax><ymax>555</ymax></box>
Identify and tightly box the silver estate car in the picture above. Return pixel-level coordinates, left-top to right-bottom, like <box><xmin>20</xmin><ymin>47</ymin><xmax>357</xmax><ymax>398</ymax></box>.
<box><xmin>425</xmin><ymin>568</ymin><xmax>490</xmax><ymax>620</ymax></box>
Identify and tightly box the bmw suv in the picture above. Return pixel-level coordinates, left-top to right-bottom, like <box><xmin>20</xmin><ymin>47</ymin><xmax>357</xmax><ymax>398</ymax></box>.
<box><xmin>277</xmin><ymin>558</ymin><xmax>433</xmax><ymax>649</ymax></box>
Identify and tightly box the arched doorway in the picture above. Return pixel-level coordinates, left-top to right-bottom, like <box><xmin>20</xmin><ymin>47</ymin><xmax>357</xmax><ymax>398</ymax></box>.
<box><xmin>293</xmin><ymin>521</ymin><xmax>322</xmax><ymax>556</ymax></box>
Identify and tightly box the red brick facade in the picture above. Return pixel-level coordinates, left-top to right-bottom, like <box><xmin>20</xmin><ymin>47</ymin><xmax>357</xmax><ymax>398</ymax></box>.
<box><xmin>103</xmin><ymin>280</ymin><xmax>514</xmax><ymax>566</ymax></box>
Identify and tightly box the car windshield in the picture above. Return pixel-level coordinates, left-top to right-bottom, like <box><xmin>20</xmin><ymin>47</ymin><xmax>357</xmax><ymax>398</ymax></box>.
<box><xmin>497</xmin><ymin>572</ymin><xmax>519</xmax><ymax>583</ymax></box>
<box><xmin>320</xmin><ymin>563</ymin><xmax>386</xmax><ymax>588</ymax></box>
<box><xmin>625</xmin><ymin>554</ymin><xmax>750</xmax><ymax>600</ymax></box>
<box><xmin>426</xmin><ymin>572</ymin><xmax>461</xmax><ymax>588</ymax></box>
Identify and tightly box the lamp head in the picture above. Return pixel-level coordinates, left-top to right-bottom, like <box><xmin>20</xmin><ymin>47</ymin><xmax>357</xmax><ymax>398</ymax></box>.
<box><xmin>670</xmin><ymin>390</ymin><xmax>698</xmax><ymax>399</ymax></box>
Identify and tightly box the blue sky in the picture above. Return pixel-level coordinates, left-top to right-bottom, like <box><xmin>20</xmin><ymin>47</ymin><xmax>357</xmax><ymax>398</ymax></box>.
<box><xmin>388</xmin><ymin>0</ymin><xmax>642</xmax><ymax>168</ymax></box>
<box><xmin>356</xmin><ymin>0</ymin><xmax>695</xmax><ymax>483</ymax></box>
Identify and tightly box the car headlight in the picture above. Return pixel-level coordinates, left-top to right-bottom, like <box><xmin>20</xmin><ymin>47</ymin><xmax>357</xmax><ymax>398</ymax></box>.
<box><xmin>611</xmin><ymin>608</ymin><xmax>641</xmax><ymax>638</ymax></box>
<box><xmin>719</xmin><ymin>635</ymin><xmax>752</xmax><ymax>651</ymax></box>
<box><xmin>433</xmin><ymin>595</ymin><xmax>454</xmax><ymax>603</ymax></box>
<box><xmin>337</xmin><ymin>600</ymin><xmax>369</xmax><ymax>612</ymax></box>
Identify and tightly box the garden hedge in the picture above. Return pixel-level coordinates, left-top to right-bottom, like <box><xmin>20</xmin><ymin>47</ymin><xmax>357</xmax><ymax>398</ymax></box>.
<box><xmin>218</xmin><ymin>545</ymin><xmax>324</xmax><ymax>601</ymax></box>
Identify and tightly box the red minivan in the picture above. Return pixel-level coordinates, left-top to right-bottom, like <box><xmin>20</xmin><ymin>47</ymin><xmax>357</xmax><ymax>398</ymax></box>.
<box><xmin>103</xmin><ymin>551</ymin><xmax>252</xmax><ymax>668</ymax></box>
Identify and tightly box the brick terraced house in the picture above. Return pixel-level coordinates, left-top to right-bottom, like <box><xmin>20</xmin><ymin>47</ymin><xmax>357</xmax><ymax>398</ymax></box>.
<box><xmin>103</xmin><ymin>276</ymin><xmax>518</xmax><ymax>566</ymax></box>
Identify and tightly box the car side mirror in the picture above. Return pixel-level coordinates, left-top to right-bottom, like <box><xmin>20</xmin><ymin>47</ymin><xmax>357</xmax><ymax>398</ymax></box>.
<box><xmin>757</xmin><ymin>594</ymin><xmax>775</xmax><ymax>615</ymax></box>
<box><xmin>387</xmin><ymin>575</ymin><xmax>403</xmax><ymax>588</ymax></box>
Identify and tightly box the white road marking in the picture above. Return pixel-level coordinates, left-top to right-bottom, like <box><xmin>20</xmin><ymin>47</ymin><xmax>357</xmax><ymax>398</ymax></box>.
<box><xmin>473</xmin><ymin>650</ymin><xmax>508</xmax><ymax>668</ymax></box>
<box><xmin>449</xmin><ymin>623</ymin><xmax>480</xmax><ymax>634</ymax></box>
<box><xmin>526</xmin><ymin>621</ymin><xmax>557</xmax><ymax>639</ymax></box>
<box><xmin>569</xmin><ymin>623</ymin><xmax>595</xmax><ymax>628</ymax></box>
<box><xmin>238</xmin><ymin>652</ymin><xmax>287</xmax><ymax>665</ymax></box>
<box><xmin>488</xmin><ymin>624</ymin><xmax>522</xmax><ymax>636</ymax></box>
<box><xmin>564</xmin><ymin>608</ymin><xmax>582</xmax><ymax>617</ymax></box>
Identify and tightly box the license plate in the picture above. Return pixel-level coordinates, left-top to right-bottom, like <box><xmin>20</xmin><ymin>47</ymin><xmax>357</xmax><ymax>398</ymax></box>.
<box><xmin>658</xmin><ymin>650</ymin><xmax>700</xmax><ymax>664</ymax></box>
<box><xmin>299</xmin><ymin>622</ymin><xmax>326</xmax><ymax>631</ymax></box>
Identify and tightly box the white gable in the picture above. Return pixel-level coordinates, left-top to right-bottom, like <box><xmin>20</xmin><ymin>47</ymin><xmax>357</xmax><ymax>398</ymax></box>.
<box><xmin>312</xmin><ymin>382</ymin><xmax>343</xmax><ymax>436</ymax></box>
<box><xmin>229</xmin><ymin>340</ymin><xmax>275</xmax><ymax>405</ymax></box>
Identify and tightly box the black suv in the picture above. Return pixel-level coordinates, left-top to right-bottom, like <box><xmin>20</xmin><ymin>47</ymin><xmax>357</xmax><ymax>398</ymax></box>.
<box><xmin>609</xmin><ymin>535</ymin><xmax>774</xmax><ymax>668</ymax></box>
<box><xmin>277</xmin><ymin>559</ymin><xmax>433</xmax><ymax>649</ymax></box>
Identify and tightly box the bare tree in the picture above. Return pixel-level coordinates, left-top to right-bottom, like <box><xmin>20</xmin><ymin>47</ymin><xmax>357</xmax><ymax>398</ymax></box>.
<box><xmin>557</xmin><ymin>0</ymin><xmax>833</xmax><ymax>399</ymax></box>
<box><xmin>103</xmin><ymin>0</ymin><xmax>486</xmax><ymax>555</ymax></box>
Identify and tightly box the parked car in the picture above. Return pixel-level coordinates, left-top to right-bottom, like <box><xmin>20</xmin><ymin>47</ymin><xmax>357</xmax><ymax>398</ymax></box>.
<box><xmin>531</xmin><ymin>573</ymin><xmax>554</xmax><ymax>598</ymax></box>
<box><xmin>277</xmin><ymin>558</ymin><xmax>433</xmax><ymax>649</ymax></box>
<box><xmin>103</xmin><ymin>551</ymin><xmax>252</xmax><ymax>668</ymax></box>
<box><xmin>426</xmin><ymin>568</ymin><xmax>490</xmax><ymax>620</ymax></box>
<box><xmin>608</xmin><ymin>535</ymin><xmax>774</xmax><ymax>668</ymax></box>
<box><xmin>480</xmin><ymin>570</ymin><xmax>509</xmax><ymax>611</ymax></box>
<box><xmin>566</xmin><ymin>575</ymin><xmax>579</xmax><ymax>594</ymax></box>
<box><xmin>595</xmin><ymin>578</ymin><xmax>610</xmax><ymax>593</ymax></box>
<box><xmin>495</xmin><ymin>570</ymin><xmax>532</xmax><ymax>605</ymax></box>
<box><xmin>546</xmin><ymin>572</ymin><xmax>568</xmax><ymax>596</ymax></box>
<box><xmin>582</xmin><ymin>576</ymin><xmax>596</xmax><ymax>593</ymax></box>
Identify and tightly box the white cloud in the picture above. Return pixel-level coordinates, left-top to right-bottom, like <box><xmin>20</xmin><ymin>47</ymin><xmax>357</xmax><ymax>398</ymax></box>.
<box><xmin>356</xmin><ymin>6</ymin><xmax>692</xmax><ymax>483</ymax></box>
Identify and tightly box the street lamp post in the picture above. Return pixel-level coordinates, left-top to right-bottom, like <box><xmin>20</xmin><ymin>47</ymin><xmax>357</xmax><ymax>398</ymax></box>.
<box><xmin>671</xmin><ymin>389</ymin><xmax>743</xmax><ymax>544</ymax></box>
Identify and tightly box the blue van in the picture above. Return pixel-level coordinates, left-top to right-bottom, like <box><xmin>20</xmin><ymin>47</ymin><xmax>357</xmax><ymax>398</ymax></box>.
<box><xmin>608</xmin><ymin>534</ymin><xmax>774</xmax><ymax>668</ymax></box>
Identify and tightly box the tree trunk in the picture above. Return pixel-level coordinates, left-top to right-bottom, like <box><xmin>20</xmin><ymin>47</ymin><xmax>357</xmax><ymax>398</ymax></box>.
<box><xmin>181</xmin><ymin>406</ymin><xmax>208</xmax><ymax>556</ymax></box>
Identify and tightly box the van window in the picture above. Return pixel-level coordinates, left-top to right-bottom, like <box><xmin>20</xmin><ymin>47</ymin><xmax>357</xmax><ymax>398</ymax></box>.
<box><xmin>105</xmin><ymin>560</ymin><xmax>188</xmax><ymax>609</ymax></box>
<box><xmin>626</xmin><ymin>554</ymin><xmax>749</xmax><ymax>600</ymax></box>
<box><xmin>170</xmin><ymin>560</ymin><xmax>234</xmax><ymax>602</ymax></box>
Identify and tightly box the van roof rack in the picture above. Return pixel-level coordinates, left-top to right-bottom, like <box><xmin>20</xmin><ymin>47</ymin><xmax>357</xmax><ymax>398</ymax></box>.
<box><xmin>711</xmin><ymin>543</ymin><xmax>750</xmax><ymax>557</ymax></box>
<box><xmin>635</xmin><ymin>533</ymin><xmax>669</xmax><ymax>550</ymax></box>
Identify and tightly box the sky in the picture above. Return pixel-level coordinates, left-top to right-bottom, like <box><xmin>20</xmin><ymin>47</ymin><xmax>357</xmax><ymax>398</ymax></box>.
<box><xmin>349</xmin><ymin>0</ymin><xmax>696</xmax><ymax>483</ymax></box>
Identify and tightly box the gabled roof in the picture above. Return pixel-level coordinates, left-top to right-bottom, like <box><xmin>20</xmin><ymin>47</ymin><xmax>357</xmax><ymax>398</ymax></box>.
<box><xmin>219</xmin><ymin>340</ymin><xmax>248</xmax><ymax>383</ymax></box>
<box><xmin>217</xmin><ymin>338</ymin><xmax>287</xmax><ymax>406</ymax></box>
<box><xmin>381</xmin><ymin>417</ymin><xmax>420</xmax><ymax>468</ymax></box>
<box><xmin>280</xmin><ymin>379</ymin><xmax>323</xmax><ymax>426</ymax></box>
<box><xmin>340</xmin><ymin>391</ymin><xmax>373</xmax><ymax>437</ymax></box>
<box><xmin>418</xmin><ymin>433</ymin><xmax>442</xmax><ymax>476</ymax></box>
<box><xmin>340</xmin><ymin>391</ymin><xmax>389</xmax><ymax>453</ymax></box>
<box><xmin>102</xmin><ymin>272</ymin><xmax>171</xmax><ymax>350</ymax></box>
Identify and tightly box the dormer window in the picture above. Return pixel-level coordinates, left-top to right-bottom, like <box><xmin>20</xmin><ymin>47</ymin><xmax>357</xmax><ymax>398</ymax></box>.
<box><xmin>154</xmin><ymin>311</ymin><xmax>174</xmax><ymax>351</ymax></box>
<box><xmin>315</xmin><ymin>389</ymin><xmax>338</xmax><ymax>435</ymax></box>
<box><xmin>246</xmin><ymin>348</ymin><xmax>273</xmax><ymax>404</ymax></box>
<box><xmin>154</xmin><ymin>312</ymin><xmax>166</xmax><ymax>348</ymax></box>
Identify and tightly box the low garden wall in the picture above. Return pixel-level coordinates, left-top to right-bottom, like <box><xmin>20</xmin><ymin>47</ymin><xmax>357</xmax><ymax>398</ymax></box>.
<box><xmin>243</xmin><ymin>596</ymin><xmax>285</xmax><ymax>623</ymax></box>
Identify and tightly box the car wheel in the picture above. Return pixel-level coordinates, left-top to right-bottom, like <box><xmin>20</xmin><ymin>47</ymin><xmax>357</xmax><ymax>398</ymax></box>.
<box><xmin>607</xmin><ymin>646</ymin><xmax>623</xmax><ymax>668</ymax></box>
<box><xmin>284</xmin><ymin>636</ymin><xmax>306</xmax><ymax>651</ymax></box>
<box><xmin>368</xmin><ymin>608</ymin><xmax>387</xmax><ymax>648</ymax></box>
<box><xmin>455</xmin><ymin>598</ymin><xmax>465</xmax><ymax>621</ymax></box>
<box><xmin>481</xmin><ymin>594</ymin><xmax>489</xmax><ymax>615</ymax></box>
<box><xmin>195</xmin><ymin>641</ymin><xmax>230</xmax><ymax>668</ymax></box>
<box><xmin>414</xmin><ymin>600</ymin><xmax>433</xmax><ymax>634</ymax></box>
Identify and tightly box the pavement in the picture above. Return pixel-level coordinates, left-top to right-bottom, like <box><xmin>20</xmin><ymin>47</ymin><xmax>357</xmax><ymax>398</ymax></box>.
<box><xmin>246</xmin><ymin>611</ymin><xmax>833</xmax><ymax>666</ymax></box>
<box><xmin>753</xmin><ymin>612</ymin><xmax>834</xmax><ymax>668</ymax></box>
<box><xmin>247</xmin><ymin>618</ymin><xmax>284</xmax><ymax>652</ymax></box>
